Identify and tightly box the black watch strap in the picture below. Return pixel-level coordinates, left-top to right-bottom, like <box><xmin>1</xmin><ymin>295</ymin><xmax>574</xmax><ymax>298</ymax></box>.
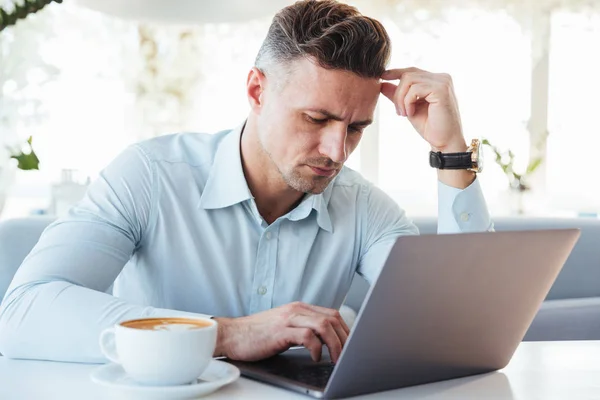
<box><xmin>429</xmin><ymin>151</ymin><xmax>472</xmax><ymax>170</ymax></box>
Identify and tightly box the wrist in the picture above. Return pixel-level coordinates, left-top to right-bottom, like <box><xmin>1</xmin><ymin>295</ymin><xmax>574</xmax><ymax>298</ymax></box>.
<box><xmin>431</xmin><ymin>138</ymin><xmax>467</xmax><ymax>154</ymax></box>
<box><xmin>432</xmin><ymin>137</ymin><xmax>478</xmax><ymax>189</ymax></box>
<box><xmin>212</xmin><ymin>317</ymin><xmax>233</xmax><ymax>358</ymax></box>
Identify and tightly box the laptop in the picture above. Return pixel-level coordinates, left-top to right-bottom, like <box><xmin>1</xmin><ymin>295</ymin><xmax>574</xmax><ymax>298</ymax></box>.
<box><xmin>226</xmin><ymin>229</ymin><xmax>580</xmax><ymax>399</ymax></box>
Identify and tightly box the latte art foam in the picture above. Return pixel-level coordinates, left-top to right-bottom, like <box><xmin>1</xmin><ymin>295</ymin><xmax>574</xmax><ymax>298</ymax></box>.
<box><xmin>153</xmin><ymin>323</ymin><xmax>202</xmax><ymax>331</ymax></box>
<box><xmin>121</xmin><ymin>317</ymin><xmax>212</xmax><ymax>331</ymax></box>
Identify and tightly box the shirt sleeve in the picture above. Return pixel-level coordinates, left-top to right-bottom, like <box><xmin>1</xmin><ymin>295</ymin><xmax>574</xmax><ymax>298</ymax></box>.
<box><xmin>356</xmin><ymin>177</ymin><xmax>493</xmax><ymax>285</ymax></box>
<box><xmin>437</xmin><ymin>178</ymin><xmax>494</xmax><ymax>233</ymax></box>
<box><xmin>356</xmin><ymin>185</ymin><xmax>419</xmax><ymax>285</ymax></box>
<box><xmin>0</xmin><ymin>145</ymin><xmax>210</xmax><ymax>363</ymax></box>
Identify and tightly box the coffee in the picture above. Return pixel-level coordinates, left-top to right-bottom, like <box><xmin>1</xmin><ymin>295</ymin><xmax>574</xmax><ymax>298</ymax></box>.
<box><xmin>101</xmin><ymin>315</ymin><xmax>217</xmax><ymax>385</ymax></box>
<box><xmin>121</xmin><ymin>317</ymin><xmax>212</xmax><ymax>331</ymax></box>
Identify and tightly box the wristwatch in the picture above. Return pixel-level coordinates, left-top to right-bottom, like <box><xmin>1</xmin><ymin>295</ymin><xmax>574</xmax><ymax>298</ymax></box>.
<box><xmin>429</xmin><ymin>139</ymin><xmax>482</xmax><ymax>173</ymax></box>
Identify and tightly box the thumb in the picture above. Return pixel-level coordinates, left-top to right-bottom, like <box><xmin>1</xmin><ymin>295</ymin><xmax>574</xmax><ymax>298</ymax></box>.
<box><xmin>380</xmin><ymin>82</ymin><xmax>397</xmax><ymax>102</ymax></box>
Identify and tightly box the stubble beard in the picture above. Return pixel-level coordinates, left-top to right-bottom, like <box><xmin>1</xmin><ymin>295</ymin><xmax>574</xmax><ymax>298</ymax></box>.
<box><xmin>259</xmin><ymin>136</ymin><xmax>337</xmax><ymax>194</ymax></box>
<box><xmin>282</xmin><ymin>166</ymin><xmax>333</xmax><ymax>194</ymax></box>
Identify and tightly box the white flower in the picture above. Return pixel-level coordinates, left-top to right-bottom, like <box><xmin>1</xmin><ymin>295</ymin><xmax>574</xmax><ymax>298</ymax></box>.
<box><xmin>0</xmin><ymin>1</ymin><xmax>60</xmax><ymax>154</ymax></box>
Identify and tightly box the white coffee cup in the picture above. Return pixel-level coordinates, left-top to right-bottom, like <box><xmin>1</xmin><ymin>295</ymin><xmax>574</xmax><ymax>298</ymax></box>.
<box><xmin>99</xmin><ymin>316</ymin><xmax>217</xmax><ymax>386</ymax></box>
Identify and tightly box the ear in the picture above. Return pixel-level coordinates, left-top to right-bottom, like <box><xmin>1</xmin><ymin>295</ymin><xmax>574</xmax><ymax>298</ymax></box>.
<box><xmin>247</xmin><ymin>67</ymin><xmax>266</xmax><ymax>113</ymax></box>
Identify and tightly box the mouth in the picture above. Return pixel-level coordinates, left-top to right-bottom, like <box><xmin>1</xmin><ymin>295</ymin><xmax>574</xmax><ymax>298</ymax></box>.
<box><xmin>308</xmin><ymin>166</ymin><xmax>337</xmax><ymax>177</ymax></box>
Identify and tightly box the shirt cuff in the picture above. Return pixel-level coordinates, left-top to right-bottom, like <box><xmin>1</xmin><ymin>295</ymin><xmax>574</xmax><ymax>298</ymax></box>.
<box><xmin>437</xmin><ymin>178</ymin><xmax>493</xmax><ymax>233</ymax></box>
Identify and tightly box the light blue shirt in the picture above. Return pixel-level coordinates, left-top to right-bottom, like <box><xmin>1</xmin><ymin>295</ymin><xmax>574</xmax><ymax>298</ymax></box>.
<box><xmin>0</xmin><ymin>124</ymin><xmax>492</xmax><ymax>362</ymax></box>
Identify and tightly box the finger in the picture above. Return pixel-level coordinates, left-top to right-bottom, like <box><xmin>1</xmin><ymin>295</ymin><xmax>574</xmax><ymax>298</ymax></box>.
<box><xmin>298</xmin><ymin>303</ymin><xmax>351</xmax><ymax>335</ymax></box>
<box><xmin>327</xmin><ymin>317</ymin><xmax>348</xmax><ymax>351</ymax></box>
<box><xmin>295</xmin><ymin>310</ymin><xmax>349</xmax><ymax>350</ymax></box>
<box><xmin>383</xmin><ymin>74</ymin><xmax>429</xmax><ymax>116</ymax></box>
<box><xmin>404</xmin><ymin>83</ymin><xmax>432</xmax><ymax>117</ymax></box>
<box><xmin>380</xmin><ymin>81</ymin><xmax>397</xmax><ymax>103</ymax></box>
<box><xmin>381</xmin><ymin>82</ymin><xmax>403</xmax><ymax>116</ymax></box>
<box><xmin>381</xmin><ymin>67</ymin><xmax>422</xmax><ymax>81</ymax></box>
<box><xmin>393</xmin><ymin>77</ymin><xmax>414</xmax><ymax>117</ymax></box>
<box><xmin>289</xmin><ymin>314</ymin><xmax>343</xmax><ymax>363</ymax></box>
<box><xmin>287</xmin><ymin>327</ymin><xmax>323</xmax><ymax>362</ymax></box>
<box><xmin>288</xmin><ymin>302</ymin><xmax>350</xmax><ymax>341</ymax></box>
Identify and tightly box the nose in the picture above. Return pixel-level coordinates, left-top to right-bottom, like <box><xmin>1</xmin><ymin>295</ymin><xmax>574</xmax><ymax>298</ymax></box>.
<box><xmin>318</xmin><ymin>126</ymin><xmax>347</xmax><ymax>164</ymax></box>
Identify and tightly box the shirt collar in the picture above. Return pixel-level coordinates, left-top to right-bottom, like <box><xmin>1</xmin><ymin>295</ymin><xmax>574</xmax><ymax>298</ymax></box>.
<box><xmin>286</xmin><ymin>185</ymin><xmax>334</xmax><ymax>233</ymax></box>
<box><xmin>198</xmin><ymin>122</ymin><xmax>334</xmax><ymax>233</ymax></box>
<box><xmin>198</xmin><ymin>123</ymin><xmax>253</xmax><ymax>210</ymax></box>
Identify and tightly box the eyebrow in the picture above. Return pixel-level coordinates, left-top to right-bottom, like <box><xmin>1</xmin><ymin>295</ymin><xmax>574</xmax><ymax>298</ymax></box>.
<box><xmin>308</xmin><ymin>109</ymin><xmax>373</xmax><ymax>127</ymax></box>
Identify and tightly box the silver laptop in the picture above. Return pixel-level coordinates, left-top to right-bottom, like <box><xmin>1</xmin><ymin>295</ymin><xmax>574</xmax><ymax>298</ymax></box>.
<box><xmin>226</xmin><ymin>229</ymin><xmax>580</xmax><ymax>399</ymax></box>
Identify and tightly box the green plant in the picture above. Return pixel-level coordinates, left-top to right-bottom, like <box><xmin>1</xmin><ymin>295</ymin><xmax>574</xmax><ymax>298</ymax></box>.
<box><xmin>482</xmin><ymin>139</ymin><xmax>542</xmax><ymax>192</ymax></box>
<box><xmin>7</xmin><ymin>136</ymin><xmax>40</xmax><ymax>170</ymax></box>
<box><xmin>0</xmin><ymin>0</ymin><xmax>61</xmax><ymax>32</ymax></box>
<box><xmin>1</xmin><ymin>0</ymin><xmax>63</xmax><ymax>171</ymax></box>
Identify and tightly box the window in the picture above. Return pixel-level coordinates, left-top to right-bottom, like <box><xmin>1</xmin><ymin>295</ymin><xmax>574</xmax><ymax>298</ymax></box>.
<box><xmin>377</xmin><ymin>9</ymin><xmax>531</xmax><ymax>215</ymax></box>
<box><xmin>3</xmin><ymin>1</ymin><xmax>600</xmax><ymax>219</ymax></box>
<box><xmin>547</xmin><ymin>11</ymin><xmax>600</xmax><ymax>215</ymax></box>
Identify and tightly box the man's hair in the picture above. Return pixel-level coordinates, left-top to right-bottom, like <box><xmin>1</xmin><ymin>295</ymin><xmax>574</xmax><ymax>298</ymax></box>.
<box><xmin>255</xmin><ymin>0</ymin><xmax>391</xmax><ymax>79</ymax></box>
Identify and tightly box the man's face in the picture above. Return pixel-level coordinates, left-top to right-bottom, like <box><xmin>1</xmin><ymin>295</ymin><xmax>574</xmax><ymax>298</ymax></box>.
<box><xmin>254</xmin><ymin>58</ymin><xmax>380</xmax><ymax>194</ymax></box>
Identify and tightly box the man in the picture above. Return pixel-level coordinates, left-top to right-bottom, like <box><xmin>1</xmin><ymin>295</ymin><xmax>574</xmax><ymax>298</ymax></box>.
<box><xmin>0</xmin><ymin>0</ymin><xmax>492</xmax><ymax>364</ymax></box>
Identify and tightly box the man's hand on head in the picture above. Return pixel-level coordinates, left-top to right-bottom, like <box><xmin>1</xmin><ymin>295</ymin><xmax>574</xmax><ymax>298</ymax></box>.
<box><xmin>213</xmin><ymin>302</ymin><xmax>350</xmax><ymax>363</ymax></box>
<box><xmin>380</xmin><ymin>67</ymin><xmax>475</xmax><ymax>189</ymax></box>
<box><xmin>380</xmin><ymin>67</ymin><xmax>467</xmax><ymax>153</ymax></box>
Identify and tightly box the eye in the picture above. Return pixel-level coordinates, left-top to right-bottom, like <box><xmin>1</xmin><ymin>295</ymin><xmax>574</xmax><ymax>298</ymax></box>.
<box><xmin>305</xmin><ymin>115</ymin><xmax>327</xmax><ymax>124</ymax></box>
<box><xmin>348</xmin><ymin>126</ymin><xmax>364</xmax><ymax>134</ymax></box>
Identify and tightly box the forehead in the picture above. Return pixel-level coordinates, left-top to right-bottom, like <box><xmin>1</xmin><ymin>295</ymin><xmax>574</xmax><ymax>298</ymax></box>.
<box><xmin>274</xmin><ymin>58</ymin><xmax>381</xmax><ymax>114</ymax></box>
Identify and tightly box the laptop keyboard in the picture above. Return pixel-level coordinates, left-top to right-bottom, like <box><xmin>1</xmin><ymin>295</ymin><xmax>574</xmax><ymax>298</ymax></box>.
<box><xmin>264</xmin><ymin>363</ymin><xmax>334</xmax><ymax>388</ymax></box>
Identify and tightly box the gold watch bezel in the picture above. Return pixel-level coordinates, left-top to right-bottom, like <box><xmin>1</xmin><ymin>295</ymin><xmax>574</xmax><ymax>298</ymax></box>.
<box><xmin>467</xmin><ymin>138</ymin><xmax>482</xmax><ymax>173</ymax></box>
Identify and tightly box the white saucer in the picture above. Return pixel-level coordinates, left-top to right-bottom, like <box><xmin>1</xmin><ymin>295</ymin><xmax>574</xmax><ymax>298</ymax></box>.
<box><xmin>90</xmin><ymin>359</ymin><xmax>240</xmax><ymax>399</ymax></box>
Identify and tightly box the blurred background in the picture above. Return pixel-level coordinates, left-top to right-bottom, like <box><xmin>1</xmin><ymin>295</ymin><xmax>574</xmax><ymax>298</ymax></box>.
<box><xmin>0</xmin><ymin>0</ymin><xmax>598</xmax><ymax>220</ymax></box>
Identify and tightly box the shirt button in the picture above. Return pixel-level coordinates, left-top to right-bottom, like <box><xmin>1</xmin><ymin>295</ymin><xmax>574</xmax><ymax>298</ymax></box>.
<box><xmin>257</xmin><ymin>286</ymin><xmax>267</xmax><ymax>295</ymax></box>
<box><xmin>265</xmin><ymin>232</ymin><xmax>272</xmax><ymax>240</ymax></box>
<box><xmin>460</xmin><ymin>212</ymin><xmax>470</xmax><ymax>222</ymax></box>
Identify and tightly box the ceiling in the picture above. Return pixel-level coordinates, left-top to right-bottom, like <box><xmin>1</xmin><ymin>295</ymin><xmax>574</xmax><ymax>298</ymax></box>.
<box><xmin>74</xmin><ymin>0</ymin><xmax>295</xmax><ymax>24</ymax></box>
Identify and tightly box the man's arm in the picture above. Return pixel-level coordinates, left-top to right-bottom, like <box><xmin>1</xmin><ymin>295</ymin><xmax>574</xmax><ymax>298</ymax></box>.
<box><xmin>433</xmin><ymin>136</ymin><xmax>493</xmax><ymax>233</ymax></box>
<box><xmin>360</xmin><ymin>66</ymin><xmax>494</xmax><ymax>283</ymax></box>
<box><xmin>0</xmin><ymin>144</ymin><xmax>350</xmax><ymax>364</ymax></box>
<box><xmin>357</xmin><ymin>178</ymin><xmax>492</xmax><ymax>285</ymax></box>
<box><xmin>356</xmin><ymin>185</ymin><xmax>419</xmax><ymax>285</ymax></box>
<box><xmin>0</xmin><ymin>145</ymin><xmax>204</xmax><ymax>362</ymax></box>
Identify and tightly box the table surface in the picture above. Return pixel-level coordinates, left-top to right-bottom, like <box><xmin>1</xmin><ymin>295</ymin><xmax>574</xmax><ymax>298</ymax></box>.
<box><xmin>1</xmin><ymin>341</ymin><xmax>600</xmax><ymax>399</ymax></box>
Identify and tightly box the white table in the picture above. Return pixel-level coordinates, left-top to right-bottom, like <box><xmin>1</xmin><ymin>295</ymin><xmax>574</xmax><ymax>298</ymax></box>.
<box><xmin>1</xmin><ymin>341</ymin><xmax>600</xmax><ymax>399</ymax></box>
